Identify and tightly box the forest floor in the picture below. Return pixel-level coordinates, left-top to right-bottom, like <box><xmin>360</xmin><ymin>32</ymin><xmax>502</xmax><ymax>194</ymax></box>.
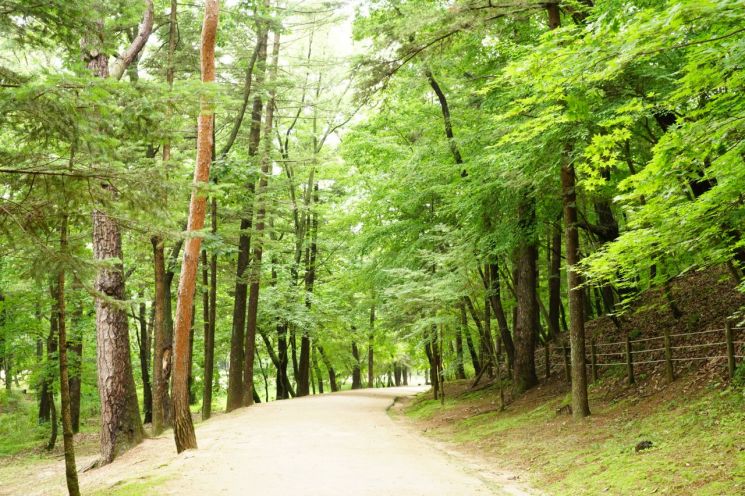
<box><xmin>401</xmin><ymin>377</ymin><xmax>744</xmax><ymax>496</ymax></box>
<box><xmin>400</xmin><ymin>268</ymin><xmax>745</xmax><ymax>496</ymax></box>
<box><xmin>0</xmin><ymin>386</ymin><xmax>540</xmax><ymax>496</ymax></box>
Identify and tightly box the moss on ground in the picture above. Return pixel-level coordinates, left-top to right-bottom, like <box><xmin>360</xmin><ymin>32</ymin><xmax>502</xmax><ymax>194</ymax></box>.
<box><xmin>404</xmin><ymin>380</ymin><xmax>745</xmax><ymax>495</ymax></box>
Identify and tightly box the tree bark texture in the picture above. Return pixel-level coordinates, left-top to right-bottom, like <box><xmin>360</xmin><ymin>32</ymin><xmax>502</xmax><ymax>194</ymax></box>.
<box><xmin>512</xmin><ymin>198</ymin><xmax>539</xmax><ymax>393</ymax></box>
<box><xmin>562</xmin><ymin>152</ymin><xmax>591</xmax><ymax>418</ymax></box>
<box><xmin>172</xmin><ymin>0</ymin><xmax>219</xmax><ymax>452</ymax></box>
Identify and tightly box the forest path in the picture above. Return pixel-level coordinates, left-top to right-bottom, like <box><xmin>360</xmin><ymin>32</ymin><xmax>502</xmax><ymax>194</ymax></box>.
<box><xmin>17</xmin><ymin>386</ymin><xmax>536</xmax><ymax>495</ymax></box>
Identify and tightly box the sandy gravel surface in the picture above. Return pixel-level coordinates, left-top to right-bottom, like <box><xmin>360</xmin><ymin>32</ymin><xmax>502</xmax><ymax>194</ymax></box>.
<box><xmin>5</xmin><ymin>386</ymin><xmax>536</xmax><ymax>495</ymax></box>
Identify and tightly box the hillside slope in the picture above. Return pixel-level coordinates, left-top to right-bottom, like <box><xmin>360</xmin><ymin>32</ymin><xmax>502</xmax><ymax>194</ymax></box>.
<box><xmin>401</xmin><ymin>268</ymin><xmax>745</xmax><ymax>495</ymax></box>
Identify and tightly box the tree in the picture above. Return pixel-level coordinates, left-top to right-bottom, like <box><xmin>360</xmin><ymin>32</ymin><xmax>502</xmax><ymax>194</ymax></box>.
<box><xmin>171</xmin><ymin>0</ymin><xmax>220</xmax><ymax>453</ymax></box>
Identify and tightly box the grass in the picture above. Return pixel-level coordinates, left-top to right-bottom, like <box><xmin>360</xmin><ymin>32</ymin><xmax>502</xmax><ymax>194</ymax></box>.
<box><xmin>0</xmin><ymin>390</ymin><xmax>52</xmax><ymax>455</ymax></box>
<box><xmin>404</xmin><ymin>378</ymin><xmax>745</xmax><ymax>496</ymax></box>
<box><xmin>89</xmin><ymin>476</ymin><xmax>167</xmax><ymax>496</ymax></box>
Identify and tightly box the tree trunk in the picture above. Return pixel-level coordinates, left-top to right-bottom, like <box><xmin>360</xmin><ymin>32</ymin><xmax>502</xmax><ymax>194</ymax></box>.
<box><xmin>464</xmin><ymin>295</ymin><xmax>494</xmax><ymax>375</ymax></box>
<box><xmin>368</xmin><ymin>304</ymin><xmax>375</xmax><ymax>388</ymax></box>
<box><xmin>151</xmin><ymin>236</ymin><xmax>172</xmax><ymax>433</ymax></box>
<box><xmin>68</xmin><ymin>297</ymin><xmax>83</xmax><ymax>433</ymax></box>
<box><xmin>226</xmin><ymin>30</ymin><xmax>268</xmax><ymax>412</ymax></box>
<box><xmin>512</xmin><ymin>199</ymin><xmax>539</xmax><ymax>393</ymax></box>
<box><xmin>202</xmin><ymin>199</ymin><xmax>217</xmax><ymax>420</ymax></box>
<box><xmin>548</xmin><ymin>220</ymin><xmax>561</xmax><ymax>340</ymax></box>
<box><xmin>427</xmin><ymin>69</ymin><xmax>466</xmax><ymax>177</ymax></box>
<box><xmin>201</xmin><ymin>250</ymin><xmax>213</xmax><ymax>420</ymax></box>
<box><xmin>39</xmin><ymin>297</ymin><xmax>58</xmax><ymax>424</ymax></box>
<box><xmin>171</xmin><ymin>0</ymin><xmax>219</xmax><ymax>453</ymax></box>
<box><xmin>57</xmin><ymin>218</ymin><xmax>81</xmax><ymax>496</ymax></box>
<box><xmin>312</xmin><ymin>346</ymin><xmax>324</xmax><ymax>394</ymax></box>
<box><xmin>562</xmin><ymin>150</ymin><xmax>591</xmax><ymax>418</ymax></box>
<box><xmin>317</xmin><ymin>345</ymin><xmax>338</xmax><ymax>392</ymax></box>
<box><xmin>243</xmin><ymin>29</ymin><xmax>280</xmax><ymax>407</ymax></box>
<box><xmin>297</xmin><ymin>182</ymin><xmax>319</xmax><ymax>397</ymax></box>
<box><xmin>92</xmin><ymin>209</ymin><xmax>144</xmax><ymax>462</ymax></box>
<box><xmin>0</xmin><ymin>292</ymin><xmax>9</xmax><ymax>392</ymax></box>
<box><xmin>486</xmin><ymin>263</ymin><xmax>515</xmax><ymax>373</ymax></box>
<box><xmin>351</xmin><ymin>340</ymin><xmax>362</xmax><ymax>389</ymax></box>
<box><xmin>137</xmin><ymin>298</ymin><xmax>152</xmax><ymax>424</ymax></box>
<box><xmin>460</xmin><ymin>303</ymin><xmax>481</xmax><ymax>375</ymax></box>
<box><xmin>275</xmin><ymin>323</ymin><xmax>290</xmax><ymax>400</ymax></box>
<box><xmin>84</xmin><ymin>10</ymin><xmax>152</xmax><ymax>461</ymax></box>
<box><xmin>454</xmin><ymin>330</ymin><xmax>466</xmax><ymax>380</ymax></box>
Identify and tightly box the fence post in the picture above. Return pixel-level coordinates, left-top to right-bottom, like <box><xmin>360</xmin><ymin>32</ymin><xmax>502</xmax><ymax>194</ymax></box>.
<box><xmin>725</xmin><ymin>320</ymin><xmax>735</xmax><ymax>380</ymax></box>
<box><xmin>625</xmin><ymin>334</ymin><xmax>635</xmax><ymax>385</ymax></box>
<box><xmin>663</xmin><ymin>327</ymin><xmax>674</xmax><ymax>383</ymax></box>
<box><xmin>544</xmin><ymin>343</ymin><xmax>550</xmax><ymax>380</ymax></box>
<box><xmin>591</xmin><ymin>339</ymin><xmax>598</xmax><ymax>382</ymax></box>
<box><xmin>563</xmin><ymin>342</ymin><xmax>571</xmax><ymax>383</ymax></box>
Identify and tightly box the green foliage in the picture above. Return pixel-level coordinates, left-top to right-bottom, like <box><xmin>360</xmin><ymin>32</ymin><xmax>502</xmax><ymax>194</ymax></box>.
<box><xmin>0</xmin><ymin>390</ymin><xmax>49</xmax><ymax>455</ymax></box>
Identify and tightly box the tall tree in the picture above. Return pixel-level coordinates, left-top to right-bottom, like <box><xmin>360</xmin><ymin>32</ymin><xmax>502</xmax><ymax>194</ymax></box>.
<box><xmin>152</xmin><ymin>0</ymin><xmax>178</xmax><ymax>436</ymax></box>
<box><xmin>171</xmin><ymin>0</ymin><xmax>220</xmax><ymax>453</ymax></box>
<box><xmin>243</xmin><ymin>26</ymin><xmax>281</xmax><ymax>407</ymax></box>
<box><xmin>56</xmin><ymin>216</ymin><xmax>80</xmax><ymax>496</ymax></box>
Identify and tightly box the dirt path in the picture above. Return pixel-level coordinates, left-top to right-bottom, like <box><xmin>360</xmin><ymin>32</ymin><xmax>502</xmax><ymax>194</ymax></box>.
<box><xmin>6</xmin><ymin>387</ymin><xmax>537</xmax><ymax>495</ymax></box>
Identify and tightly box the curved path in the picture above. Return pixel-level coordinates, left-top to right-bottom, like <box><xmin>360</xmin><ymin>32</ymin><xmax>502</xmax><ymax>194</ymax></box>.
<box><xmin>15</xmin><ymin>387</ymin><xmax>533</xmax><ymax>495</ymax></box>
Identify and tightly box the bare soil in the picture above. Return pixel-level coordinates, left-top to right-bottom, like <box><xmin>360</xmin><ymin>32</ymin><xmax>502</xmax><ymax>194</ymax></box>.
<box><xmin>1</xmin><ymin>386</ymin><xmax>540</xmax><ymax>496</ymax></box>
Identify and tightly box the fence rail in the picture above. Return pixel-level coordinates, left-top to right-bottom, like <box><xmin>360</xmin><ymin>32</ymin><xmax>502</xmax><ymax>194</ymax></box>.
<box><xmin>531</xmin><ymin>323</ymin><xmax>744</xmax><ymax>384</ymax></box>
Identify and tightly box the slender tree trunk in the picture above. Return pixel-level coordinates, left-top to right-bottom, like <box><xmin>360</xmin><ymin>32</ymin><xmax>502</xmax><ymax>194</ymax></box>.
<box><xmin>464</xmin><ymin>295</ymin><xmax>493</xmax><ymax>375</ymax></box>
<box><xmin>351</xmin><ymin>340</ymin><xmax>362</xmax><ymax>389</ymax></box>
<box><xmin>202</xmin><ymin>198</ymin><xmax>217</xmax><ymax>419</ymax></box>
<box><xmin>68</xmin><ymin>296</ymin><xmax>83</xmax><ymax>433</ymax></box>
<box><xmin>257</xmin><ymin>325</ymin><xmax>295</xmax><ymax>397</ymax></box>
<box><xmin>454</xmin><ymin>329</ymin><xmax>466</xmax><ymax>380</ymax></box>
<box><xmin>548</xmin><ymin>220</ymin><xmax>561</xmax><ymax>340</ymax></box>
<box><xmin>171</xmin><ymin>0</ymin><xmax>219</xmax><ymax>452</ymax></box>
<box><xmin>152</xmin><ymin>0</ymin><xmax>176</xmax><ymax>436</ymax></box>
<box><xmin>367</xmin><ymin>304</ymin><xmax>375</xmax><ymax>388</ymax></box>
<box><xmin>226</xmin><ymin>31</ymin><xmax>268</xmax><ymax>412</ymax></box>
<box><xmin>312</xmin><ymin>346</ymin><xmax>324</xmax><ymax>394</ymax></box>
<box><xmin>46</xmin><ymin>385</ymin><xmax>57</xmax><ymax>451</ymax></box>
<box><xmin>276</xmin><ymin>323</ymin><xmax>289</xmax><ymax>399</ymax></box>
<box><xmin>188</xmin><ymin>305</ymin><xmax>196</xmax><ymax>405</ymax></box>
<box><xmin>297</xmin><ymin>183</ymin><xmax>319</xmax><ymax>396</ymax></box>
<box><xmin>57</xmin><ymin>217</ymin><xmax>81</xmax><ymax>496</ymax></box>
<box><xmin>562</xmin><ymin>149</ymin><xmax>591</xmax><ymax>418</ymax></box>
<box><xmin>201</xmin><ymin>250</ymin><xmax>212</xmax><ymax>419</ymax></box>
<box><xmin>317</xmin><ymin>345</ymin><xmax>338</xmax><ymax>392</ymax></box>
<box><xmin>427</xmin><ymin>69</ymin><xmax>466</xmax><ymax>177</ymax></box>
<box><xmin>460</xmin><ymin>303</ymin><xmax>481</xmax><ymax>375</ymax></box>
<box><xmin>137</xmin><ymin>298</ymin><xmax>152</xmax><ymax>424</ymax></box>
<box><xmin>207</xmin><ymin>199</ymin><xmax>217</xmax><ymax>411</ymax></box>
<box><xmin>39</xmin><ymin>313</ymin><xmax>55</xmax><ymax>423</ymax></box>
<box><xmin>0</xmin><ymin>292</ymin><xmax>9</xmax><ymax>392</ymax></box>
<box><xmin>243</xmin><ymin>30</ymin><xmax>280</xmax><ymax>407</ymax></box>
<box><xmin>486</xmin><ymin>263</ymin><xmax>515</xmax><ymax>372</ymax></box>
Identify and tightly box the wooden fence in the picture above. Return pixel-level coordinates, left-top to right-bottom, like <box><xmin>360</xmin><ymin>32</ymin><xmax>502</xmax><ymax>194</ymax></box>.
<box><xmin>532</xmin><ymin>322</ymin><xmax>745</xmax><ymax>384</ymax></box>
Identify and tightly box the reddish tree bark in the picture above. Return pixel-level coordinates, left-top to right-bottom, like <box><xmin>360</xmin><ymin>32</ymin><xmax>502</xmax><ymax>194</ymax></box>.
<box><xmin>172</xmin><ymin>0</ymin><xmax>219</xmax><ymax>452</ymax></box>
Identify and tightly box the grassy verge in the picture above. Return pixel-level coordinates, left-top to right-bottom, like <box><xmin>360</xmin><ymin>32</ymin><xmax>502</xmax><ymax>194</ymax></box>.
<box><xmin>89</xmin><ymin>476</ymin><xmax>167</xmax><ymax>496</ymax></box>
<box><xmin>403</xmin><ymin>377</ymin><xmax>745</xmax><ymax>495</ymax></box>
